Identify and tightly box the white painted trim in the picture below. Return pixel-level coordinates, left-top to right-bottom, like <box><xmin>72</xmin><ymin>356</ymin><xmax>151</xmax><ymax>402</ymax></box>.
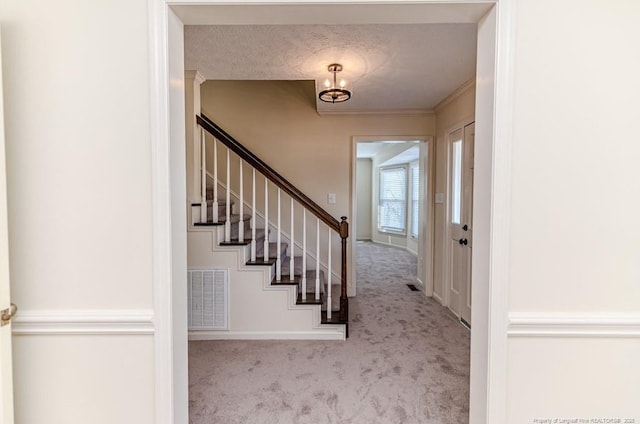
<box><xmin>184</xmin><ymin>69</ymin><xmax>206</xmax><ymax>85</ymax></box>
<box><xmin>188</xmin><ymin>330</ymin><xmax>345</xmax><ymax>341</ymax></box>
<box><xmin>148</xmin><ymin>1</ymin><xmax>177</xmax><ymax>424</ymax></box>
<box><xmin>12</xmin><ymin>310</ymin><xmax>154</xmax><ymax>335</ymax></box>
<box><xmin>370</xmin><ymin>238</ymin><xmax>417</xmax><ymax>256</ymax></box>
<box><xmin>483</xmin><ymin>2</ymin><xmax>516</xmax><ymax>423</ymax></box>
<box><xmin>508</xmin><ymin>313</ymin><xmax>640</xmax><ymax>338</ymax></box>
<box><xmin>434</xmin><ymin>78</ymin><xmax>476</xmax><ymax>112</ymax></box>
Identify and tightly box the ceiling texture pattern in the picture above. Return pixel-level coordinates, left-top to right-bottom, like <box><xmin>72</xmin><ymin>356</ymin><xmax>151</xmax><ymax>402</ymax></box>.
<box><xmin>185</xmin><ymin>24</ymin><xmax>477</xmax><ymax>114</ymax></box>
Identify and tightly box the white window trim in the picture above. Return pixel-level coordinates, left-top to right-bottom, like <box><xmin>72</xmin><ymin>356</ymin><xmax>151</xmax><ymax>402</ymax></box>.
<box><xmin>409</xmin><ymin>160</ymin><xmax>420</xmax><ymax>239</ymax></box>
<box><xmin>378</xmin><ymin>164</ymin><xmax>408</xmax><ymax>235</ymax></box>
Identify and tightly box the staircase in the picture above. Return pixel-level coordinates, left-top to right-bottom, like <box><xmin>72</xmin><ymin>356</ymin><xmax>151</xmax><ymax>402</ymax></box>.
<box><xmin>187</xmin><ymin>115</ymin><xmax>348</xmax><ymax>340</ymax></box>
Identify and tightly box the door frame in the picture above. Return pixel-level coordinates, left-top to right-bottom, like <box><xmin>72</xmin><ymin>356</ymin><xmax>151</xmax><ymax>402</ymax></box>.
<box><xmin>351</xmin><ymin>136</ymin><xmax>434</xmax><ymax>298</ymax></box>
<box><xmin>0</xmin><ymin>26</ymin><xmax>15</xmax><ymax>424</ymax></box>
<box><xmin>149</xmin><ymin>2</ymin><xmax>516</xmax><ymax>424</ymax></box>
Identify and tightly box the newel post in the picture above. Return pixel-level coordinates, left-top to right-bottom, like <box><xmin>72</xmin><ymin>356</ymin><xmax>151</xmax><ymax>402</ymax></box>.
<box><xmin>339</xmin><ymin>216</ymin><xmax>349</xmax><ymax>322</ymax></box>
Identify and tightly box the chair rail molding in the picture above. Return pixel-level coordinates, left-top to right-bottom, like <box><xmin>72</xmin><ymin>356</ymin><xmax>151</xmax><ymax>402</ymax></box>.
<box><xmin>11</xmin><ymin>309</ymin><xmax>155</xmax><ymax>336</ymax></box>
<box><xmin>508</xmin><ymin>312</ymin><xmax>640</xmax><ymax>338</ymax></box>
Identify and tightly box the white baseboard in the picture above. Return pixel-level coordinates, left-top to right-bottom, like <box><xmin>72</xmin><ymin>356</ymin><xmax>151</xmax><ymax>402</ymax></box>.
<box><xmin>12</xmin><ymin>309</ymin><xmax>155</xmax><ymax>336</ymax></box>
<box><xmin>188</xmin><ymin>330</ymin><xmax>346</xmax><ymax>341</ymax></box>
<box><xmin>370</xmin><ymin>239</ymin><xmax>416</xmax><ymax>255</ymax></box>
<box><xmin>508</xmin><ymin>313</ymin><xmax>640</xmax><ymax>338</ymax></box>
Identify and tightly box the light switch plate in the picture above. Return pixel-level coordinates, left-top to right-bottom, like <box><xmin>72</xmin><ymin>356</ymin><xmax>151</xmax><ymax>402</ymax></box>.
<box><xmin>327</xmin><ymin>193</ymin><xmax>336</xmax><ymax>204</ymax></box>
<box><xmin>435</xmin><ymin>193</ymin><xmax>445</xmax><ymax>204</ymax></box>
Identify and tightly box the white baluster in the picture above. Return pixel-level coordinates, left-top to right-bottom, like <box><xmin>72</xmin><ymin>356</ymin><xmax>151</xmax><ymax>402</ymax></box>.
<box><xmin>327</xmin><ymin>227</ymin><xmax>332</xmax><ymax>320</ymax></box>
<box><xmin>225</xmin><ymin>148</ymin><xmax>231</xmax><ymax>242</ymax></box>
<box><xmin>276</xmin><ymin>188</ymin><xmax>281</xmax><ymax>281</ymax></box>
<box><xmin>289</xmin><ymin>198</ymin><xmax>294</xmax><ymax>281</ymax></box>
<box><xmin>251</xmin><ymin>168</ymin><xmax>256</xmax><ymax>262</ymax></box>
<box><xmin>238</xmin><ymin>160</ymin><xmax>244</xmax><ymax>242</ymax></box>
<box><xmin>263</xmin><ymin>178</ymin><xmax>269</xmax><ymax>261</ymax></box>
<box><xmin>315</xmin><ymin>218</ymin><xmax>320</xmax><ymax>301</ymax></box>
<box><xmin>302</xmin><ymin>210</ymin><xmax>307</xmax><ymax>298</ymax></box>
<box><xmin>212</xmin><ymin>136</ymin><xmax>218</xmax><ymax>223</ymax></box>
<box><xmin>200</xmin><ymin>128</ymin><xmax>207</xmax><ymax>223</ymax></box>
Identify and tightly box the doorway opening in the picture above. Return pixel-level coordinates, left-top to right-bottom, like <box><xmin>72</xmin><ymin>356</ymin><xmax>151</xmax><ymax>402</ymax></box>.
<box><xmin>352</xmin><ymin>138</ymin><xmax>431</xmax><ymax>295</ymax></box>
<box><xmin>151</xmin><ymin>2</ymin><xmax>508</xmax><ymax>423</ymax></box>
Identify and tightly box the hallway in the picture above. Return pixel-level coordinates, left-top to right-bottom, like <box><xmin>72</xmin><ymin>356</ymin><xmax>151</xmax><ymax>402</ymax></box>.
<box><xmin>188</xmin><ymin>242</ymin><xmax>470</xmax><ymax>423</ymax></box>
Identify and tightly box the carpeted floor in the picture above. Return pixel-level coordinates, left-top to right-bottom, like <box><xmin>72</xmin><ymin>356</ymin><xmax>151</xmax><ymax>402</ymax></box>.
<box><xmin>189</xmin><ymin>241</ymin><xmax>470</xmax><ymax>424</ymax></box>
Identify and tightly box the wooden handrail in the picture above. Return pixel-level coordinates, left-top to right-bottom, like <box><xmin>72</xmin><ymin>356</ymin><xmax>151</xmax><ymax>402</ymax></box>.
<box><xmin>197</xmin><ymin>114</ymin><xmax>341</xmax><ymax>233</ymax></box>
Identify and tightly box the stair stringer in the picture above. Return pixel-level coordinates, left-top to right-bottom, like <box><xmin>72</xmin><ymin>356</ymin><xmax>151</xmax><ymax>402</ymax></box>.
<box><xmin>187</xmin><ymin>226</ymin><xmax>346</xmax><ymax>340</ymax></box>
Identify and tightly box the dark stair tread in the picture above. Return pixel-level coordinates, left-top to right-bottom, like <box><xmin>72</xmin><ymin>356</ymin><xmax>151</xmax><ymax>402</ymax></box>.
<box><xmin>297</xmin><ymin>292</ymin><xmax>324</xmax><ymax>305</ymax></box>
<box><xmin>191</xmin><ymin>199</ymin><xmax>232</xmax><ymax>207</ymax></box>
<box><xmin>219</xmin><ymin>240</ymin><xmax>251</xmax><ymax>246</ymax></box>
<box><xmin>196</xmin><ymin>213</ymin><xmax>250</xmax><ymax>227</ymax></box>
<box><xmin>194</xmin><ymin>221</ymin><xmax>223</xmax><ymax>227</ymax></box>
<box><xmin>321</xmin><ymin>310</ymin><xmax>348</xmax><ymax>325</ymax></box>
<box><xmin>271</xmin><ymin>276</ymin><xmax>300</xmax><ymax>286</ymax></box>
<box><xmin>246</xmin><ymin>258</ymin><xmax>277</xmax><ymax>266</ymax></box>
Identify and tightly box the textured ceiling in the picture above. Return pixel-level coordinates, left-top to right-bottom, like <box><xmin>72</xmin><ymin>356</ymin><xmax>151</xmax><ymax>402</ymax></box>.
<box><xmin>185</xmin><ymin>24</ymin><xmax>477</xmax><ymax>113</ymax></box>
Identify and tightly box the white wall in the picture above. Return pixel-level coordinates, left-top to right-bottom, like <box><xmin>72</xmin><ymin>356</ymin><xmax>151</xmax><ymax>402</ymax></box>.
<box><xmin>505</xmin><ymin>0</ymin><xmax>640</xmax><ymax>421</ymax></box>
<box><xmin>355</xmin><ymin>158</ymin><xmax>372</xmax><ymax>240</ymax></box>
<box><xmin>0</xmin><ymin>1</ymin><xmax>155</xmax><ymax>423</ymax></box>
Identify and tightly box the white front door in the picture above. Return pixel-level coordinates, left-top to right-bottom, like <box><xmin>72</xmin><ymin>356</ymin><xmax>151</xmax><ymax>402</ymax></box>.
<box><xmin>0</xmin><ymin>28</ymin><xmax>16</xmax><ymax>424</ymax></box>
<box><xmin>448</xmin><ymin>123</ymin><xmax>475</xmax><ymax>326</ymax></box>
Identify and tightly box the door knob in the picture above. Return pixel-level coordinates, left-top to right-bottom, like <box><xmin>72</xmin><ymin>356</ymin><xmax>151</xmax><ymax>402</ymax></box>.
<box><xmin>458</xmin><ymin>238</ymin><xmax>468</xmax><ymax>246</ymax></box>
<box><xmin>1</xmin><ymin>303</ymin><xmax>18</xmax><ymax>327</ymax></box>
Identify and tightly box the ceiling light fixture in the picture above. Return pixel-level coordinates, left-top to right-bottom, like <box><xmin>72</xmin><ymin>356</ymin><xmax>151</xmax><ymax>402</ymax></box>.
<box><xmin>318</xmin><ymin>63</ymin><xmax>351</xmax><ymax>104</ymax></box>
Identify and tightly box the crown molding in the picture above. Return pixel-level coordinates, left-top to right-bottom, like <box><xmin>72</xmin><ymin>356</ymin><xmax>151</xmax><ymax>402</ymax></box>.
<box><xmin>434</xmin><ymin>78</ymin><xmax>476</xmax><ymax>113</ymax></box>
<box><xmin>184</xmin><ymin>69</ymin><xmax>206</xmax><ymax>85</ymax></box>
<box><xmin>317</xmin><ymin>108</ymin><xmax>435</xmax><ymax>116</ymax></box>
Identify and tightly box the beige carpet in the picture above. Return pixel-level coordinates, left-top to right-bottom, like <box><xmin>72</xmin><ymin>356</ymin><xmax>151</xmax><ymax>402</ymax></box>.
<box><xmin>189</xmin><ymin>241</ymin><xmax>470</xmax><ymax>423</ymax></box>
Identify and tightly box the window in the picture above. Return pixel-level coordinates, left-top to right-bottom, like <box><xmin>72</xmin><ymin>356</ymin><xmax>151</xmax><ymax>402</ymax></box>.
<box><xmin>379</xmin><ymin>166</ymin><xmax>407</xmax><ymax>233</ymax></box>
<box><xmin>451</xmin><ymin>138</ymin><xmax>463</xmax><ymax>224</ymax></box>
<box><xmin>410</xmin><ymin>161</ymin><xmax>419</xmax><ymax>238</ymax></box>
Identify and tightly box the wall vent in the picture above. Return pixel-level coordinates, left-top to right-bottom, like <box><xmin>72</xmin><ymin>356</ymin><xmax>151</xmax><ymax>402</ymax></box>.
<box><xmin>188</xmin><ymin>269</ymin><xmax>228</xmax><ymax>330</ymax></box>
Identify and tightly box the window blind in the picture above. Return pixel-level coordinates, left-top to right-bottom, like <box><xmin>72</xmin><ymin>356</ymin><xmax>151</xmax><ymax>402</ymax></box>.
<box><xmin>379</xmin><ymin>166</ymin><xmax>407</xmax><ymax>233</ymax></box>
<box><xmin>410</xmin><ymin>162</ymin><xmax>419</xmax><ymax>238</ymax></box>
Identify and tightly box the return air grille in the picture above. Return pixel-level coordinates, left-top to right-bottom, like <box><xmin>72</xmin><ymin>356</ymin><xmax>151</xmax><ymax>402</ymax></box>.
<box><xmin>188</xmin><ymin>269</ymin><xmax>228</xmax><ymax>330</ymax></box>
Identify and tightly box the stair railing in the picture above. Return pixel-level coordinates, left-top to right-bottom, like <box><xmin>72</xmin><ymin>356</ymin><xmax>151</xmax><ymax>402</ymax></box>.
<box><xmin>196</xmin><ymin>114</ymin><xmax>349</xmax><ymax>322</ymax></box>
